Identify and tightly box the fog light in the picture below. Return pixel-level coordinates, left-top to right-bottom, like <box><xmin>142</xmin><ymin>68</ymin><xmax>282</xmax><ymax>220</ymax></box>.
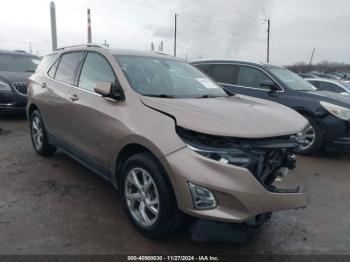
<box><xmin>188</xmin><ymin>182</ymin><xmax>217</xmax><ymax>210</ymax></box>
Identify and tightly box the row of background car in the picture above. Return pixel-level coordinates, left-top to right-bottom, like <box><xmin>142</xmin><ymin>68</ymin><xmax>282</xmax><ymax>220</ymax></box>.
<box><xmin>299</xmin><ymin>72</ymin><xmax>350</xmax><ymax>95</ymax></box>
<box><xmin>1</xmin><ymin>49</ymin><xmax>350</xmax><ymax>156</ymax></box>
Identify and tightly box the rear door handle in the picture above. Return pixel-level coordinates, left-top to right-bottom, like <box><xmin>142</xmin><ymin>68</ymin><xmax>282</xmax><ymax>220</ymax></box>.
<box><xmin>68</xmin><ymin>94</ymin><xmax>79</xmax><ymax>101</ymax></box>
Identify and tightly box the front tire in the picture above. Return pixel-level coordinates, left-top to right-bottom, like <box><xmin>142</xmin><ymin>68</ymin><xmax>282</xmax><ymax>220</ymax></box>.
<box><xmin>30</xmin><ymin>110</ymin><xmax>56</xmax><ymax>157</ymax></box>
<box><xmin>121</xmin><ymin>152</ymin><xmax>183</xmax><ymax>239</ymax></box>
<box><xmin>295</xmin><ymin>114</ymin><xmax>323</xmax><ymax>155</ymax></box>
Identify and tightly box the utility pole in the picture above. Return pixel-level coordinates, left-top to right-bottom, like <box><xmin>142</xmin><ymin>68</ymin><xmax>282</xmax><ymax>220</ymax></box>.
<box><xmin>87</xmin><ymin>9</ymin><xmax>92</xmax><ymax>43</ymax></box>
<box><xmin>50</xmin><ymin>1</ymin><xmax>57</xmax><ymax>51</ymax></box>
<box><xmin>29</xmin><ymin>42</ymin><xmax>32</xmax><ymax>53</ymax></box>
<box><xmin>151</xmin><ymin>42</ymin><xmax>155</xmax><ymax>52</ymax></box>
<box><xmin>174</xmin><ymin>13</ymin><xmax>177</xmax><ymax>57</ymax></box>
<box><xmin>309</xmin><ymin>48</ymin><xmax>316</xmax><ymax>65</ymax></box>
<box><xmin>266</xmin><ymin>19</ymin><xmax>270</xmax><ymax>63</ymax></box>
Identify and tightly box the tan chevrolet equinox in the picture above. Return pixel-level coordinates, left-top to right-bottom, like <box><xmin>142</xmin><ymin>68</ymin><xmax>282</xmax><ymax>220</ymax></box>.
<box><xmin>27</xmin><ymin>44</ymin><xmax>309</xmax><ymax>239</ymax></box>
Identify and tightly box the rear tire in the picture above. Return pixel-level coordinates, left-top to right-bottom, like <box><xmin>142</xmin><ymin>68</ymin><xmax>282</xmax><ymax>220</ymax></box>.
<box><xmin>30</xmin><ymin>110</ymin><xmax>56</xmax><ymax>157</ymax></box>
<box><xmin>295</xmin><ymin>114</ymin><xmax>323</xmax><ymax>155</ymax></box>
<box><xmin>120</xmin><ymin>152</ymin><xmax>184</xmax><ymax>239</ymax></box>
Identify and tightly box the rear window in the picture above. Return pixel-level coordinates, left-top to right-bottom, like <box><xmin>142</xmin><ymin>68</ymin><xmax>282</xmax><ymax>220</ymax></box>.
<box><xmin>0</xmin><ymin>54</ymin><xmax>41</xmax><ymax>72</ymax></box>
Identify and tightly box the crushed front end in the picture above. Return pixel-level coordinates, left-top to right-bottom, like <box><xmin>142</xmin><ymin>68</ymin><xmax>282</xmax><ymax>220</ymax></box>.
<box><xmin>165</xmin><ymin>127</ymin><xmax>308</xmax><ymax>223</ymax></box>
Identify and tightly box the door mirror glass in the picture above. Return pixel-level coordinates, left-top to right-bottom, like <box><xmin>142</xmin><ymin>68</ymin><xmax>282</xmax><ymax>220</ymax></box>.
<box><xmin>94</xmin><ymin>82</ymin><xmax>112</xmax><ymax>96</ymax></box>
<box><xmin>260</xmin><ymin>79</ymin><xmax>278</xmax><ymax>92</ymax></box>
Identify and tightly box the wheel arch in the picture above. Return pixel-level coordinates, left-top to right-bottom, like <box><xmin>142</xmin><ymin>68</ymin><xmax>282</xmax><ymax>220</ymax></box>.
<box><xmin>27</xmin><ymin>103</ymin><xmax>39</xmax><ymax>119</ymax></box>
<box><xmin>112</xmin><ymin>142</ymin><xmax>181</xmax><ymax>210</ymax></box>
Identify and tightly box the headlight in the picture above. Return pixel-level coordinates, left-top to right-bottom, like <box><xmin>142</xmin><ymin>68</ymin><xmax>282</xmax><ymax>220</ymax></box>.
<box><xmin>320</xmin><ymin>101</ymin><xmax>350</xmax><ymax>121</ymax></box>
<box><xmin>0</xmin><ymin>81</ymin><xmax>11</xmax><ymax>91</ymax></box>
<box><xmin>187</xmin><ymin>144</ymin><xmax>258</xmax><ymax>170</ymax></box>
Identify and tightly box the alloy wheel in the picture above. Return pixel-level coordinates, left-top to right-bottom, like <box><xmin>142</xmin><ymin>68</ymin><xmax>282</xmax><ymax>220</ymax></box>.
<box><xmin>31</xmin><ymin>116</ymin><xmax>44</xmax><ymax>151</ymax></box>
<box><xmin>124</xmin><ymin>167</ymin><xmax>160</xmax><ymax>227</ymax></box>
<box><xmin>299</xmin><ymin>124</ymin><xmax>316</xmax><ymax>151</ymax></box>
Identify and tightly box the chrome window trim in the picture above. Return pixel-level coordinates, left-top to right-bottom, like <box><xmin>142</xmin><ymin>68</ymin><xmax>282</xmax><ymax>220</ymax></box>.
<box><xmin>45</xmin><ymin>68</ymin><xmax>102</xmax><ymax>98</ymax></box>
<box><xmin>44</xmin><ymin>51</ymin><xmax>103</xmax><ymax>98</ymax></box>
<box><xmin>192</xmin><ymin>62</ymin><xmax>285</xmax><ymax>93</ymax></box>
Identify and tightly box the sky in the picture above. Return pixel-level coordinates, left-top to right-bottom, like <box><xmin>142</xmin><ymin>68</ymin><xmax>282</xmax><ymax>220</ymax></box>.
<box><xmin>0</xmin><ymin>0</ymin><xmax>349</xmax><ymax>65</ymax></box>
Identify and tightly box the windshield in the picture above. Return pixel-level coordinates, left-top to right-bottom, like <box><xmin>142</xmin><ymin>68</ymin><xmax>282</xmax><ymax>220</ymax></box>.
<box><xmin>0</xmin><ymin>54</ymin><xmax>41</xmax><ymax>72</ymax></box>
<box><xmin>268</xmin><ymin>67</ymin><xmax>316</xmax><ymax>91</ymax></box>
<box><xmin>115</xmin><ymin>55</ymin><xmax>228</xmax><ymax>98</ymax></box>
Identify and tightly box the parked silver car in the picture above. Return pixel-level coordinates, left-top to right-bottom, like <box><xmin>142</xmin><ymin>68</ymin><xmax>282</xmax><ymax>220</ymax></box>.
<box><xmin>307</xmin><ymin>78</ymin><xmax>350</xmax><ymax>95</ymax></box>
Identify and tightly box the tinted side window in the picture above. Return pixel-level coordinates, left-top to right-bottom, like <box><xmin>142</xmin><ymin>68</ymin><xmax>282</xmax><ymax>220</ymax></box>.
<box><xmin>55</xmin><ymin>52</ymin><xmax>84</xmax><ymax>85</ymax></box>
<box><xmin>319</xmin><ymin>82</ymin><xmax>344</xmax><ymax>93</ymax></box>
<box><xmin>308</xmin><ymin>81</ymin><xmax>320</xmax><ymax>88</ymax></box>
<box><xmin>237</xmin><ymin>66</ymin><xmax>271</xmax><ymax>90</ymax></box>
<box><xmin>48</xmin><ymin>57</ymin><xmax>60</xmax><ymax>78</ymax></box>
<box><xmin>78</xmin><ymin>52</ymin><xmax>117</xmax><ymax>92</ymax></box>
<box><xmin>195</xmin><ymin>64</ymin><xmax>211</xmax><ymax>74</ymax></box>
<box><xmin>211</xmin><ymin>64</ymin><xmax>237</xmax><ymax>85</ymax></box>
<box><xmin>36</xmin><ymin>54</ymin><xmax>57</xmax><ymax>73</ymax></box>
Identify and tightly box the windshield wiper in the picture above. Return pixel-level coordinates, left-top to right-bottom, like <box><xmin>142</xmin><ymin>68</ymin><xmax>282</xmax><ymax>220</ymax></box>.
<box><xmin>25</xmin><ymin>70</ymin><xmax>35</xmax><ymax>73</ymax></box>
<box><xmin>145</xmin><ymin>94</ymin><xmax>175</xmax><ymax>98</ymax></box>
<box><xmin>197</xmin><ymin>94</ymin><xmax>231</xmax><ymax>98</ymax></box>
<box><xmin>198</xmin><ymin>94</ymin><xmax>216</xmax><ymax>98</ymax></box>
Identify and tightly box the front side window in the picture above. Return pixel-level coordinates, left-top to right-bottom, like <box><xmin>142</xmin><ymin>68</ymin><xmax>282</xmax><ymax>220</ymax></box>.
<box><xmin>195</xmin><ymin>64</ymin><xmax>211</xmax><ymax>74</ymax></box>
<box><xmin>0</xmin><ymin>54</ymin><xmax>41</xmax><ymax>72</ymax></box>
<box><xmin>211</xmin><ymin>64</ymin><xmax>237</xmax><ymax>85</ymax></box>
<box><xmin>308</xmin><ymin>80</ymin><xmax>320</xmax><ymax>88</ymax></box>
<box><xmin>237</xmin><ymin>66</ymin><xmax>271</xmax><ymax>90</ymax></box>
<box><xmin>55</xmin><ymin>52</ymin><xmax>84</xmax><ymax>85</ymax></box>
<box><xmin>115</xmin><ymin>56</ymin><xmax>228</xmax><ymax>98</ymax></box>
<box><xmin>78</xmin><ymin>52</ymin><xmax>116</xmax><ymax>92</ymax></box>
<box><xmin>268</xmin><ymin>67</ymin><xmax>316</xmax><ymax>91</ymax></box>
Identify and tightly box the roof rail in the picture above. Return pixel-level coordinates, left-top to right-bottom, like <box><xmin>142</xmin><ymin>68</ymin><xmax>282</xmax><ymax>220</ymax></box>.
<box><xmin>153</xmin><ymin>51</ymin><xmax>171</xmax><ymax>56</ymax></box>
<box><xmin>56</xmin><ymin>43</ymin><xmax>108</xmax><ymax>51</ymax></box>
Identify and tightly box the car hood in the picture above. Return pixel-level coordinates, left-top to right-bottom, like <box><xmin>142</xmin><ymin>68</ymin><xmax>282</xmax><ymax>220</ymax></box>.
<box><xmin>141</xmin><ymin>95</ymin><xmax>308</xmax><ymax>138</ymax></box>
<box><xmin>302</xmin><ymin>90</ymin><xmax>350</xmax><ymax>107</ymax></box>
<box><xmin>0</xmin><ymin>71</ymin><xmax>33</xmax><ymax>84</ymax></box>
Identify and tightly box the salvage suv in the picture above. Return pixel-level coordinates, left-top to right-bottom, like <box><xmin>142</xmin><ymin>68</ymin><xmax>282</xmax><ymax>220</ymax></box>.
<box><xmin>27</xmin><ymin>44</ymin><xmax>308</xmax><ymax>238</ymax></box>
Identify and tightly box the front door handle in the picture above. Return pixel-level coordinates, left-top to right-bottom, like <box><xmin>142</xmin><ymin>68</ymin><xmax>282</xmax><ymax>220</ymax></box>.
<box><xmin>41</xmin><ymin>82</ymin><xmax>47</xmax><ymax>88</ymax></box>
<box><xmin>68</xmin><ymin>94</ymin><xmax>79</xmax><ymax>101</ymax></box>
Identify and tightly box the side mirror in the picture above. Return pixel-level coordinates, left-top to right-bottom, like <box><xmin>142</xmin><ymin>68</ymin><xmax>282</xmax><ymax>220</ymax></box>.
<box><xmin>94</xmin><ymin>82</ymin><xmax>112</xmax><ymax>96</ymax></box>
<box><xmin>260</xmin><ymin>80</ymin><xmax>278</xmax><ymax>92</ymax></box>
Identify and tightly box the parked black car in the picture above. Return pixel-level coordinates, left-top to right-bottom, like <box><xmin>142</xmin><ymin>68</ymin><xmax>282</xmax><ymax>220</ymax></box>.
<box><xmin>192</xmin><ymin>60</ymin><xmax>350</xmax><ymax>154</ymax></box>
<box><xmin>0</xmin><ymin>50</ymin><xmax>41</xmax><ymax>112</ymax></box>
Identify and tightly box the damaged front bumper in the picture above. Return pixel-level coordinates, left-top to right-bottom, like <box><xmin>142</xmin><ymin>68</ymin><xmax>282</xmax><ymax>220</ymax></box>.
<box><xmin>164</xmin><ymin>128</ymin><xmax>309</xmax><ymax>223</ymax></box>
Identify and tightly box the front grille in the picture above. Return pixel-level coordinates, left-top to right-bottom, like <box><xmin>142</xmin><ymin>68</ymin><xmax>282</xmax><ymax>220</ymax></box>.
<box><xmin>12</xmin><ymin>82</ymin><xmax>28</xmax><ymax>95</ymax></box>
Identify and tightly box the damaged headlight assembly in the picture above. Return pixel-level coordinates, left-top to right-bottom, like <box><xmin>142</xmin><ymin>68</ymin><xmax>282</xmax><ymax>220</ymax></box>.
<box><xmin>187</xmin><ymin>144</ymin><xmax>258</xmax><ymax>170</ymax></box>
<box><xmin>176</xmin><ymin>126</ymin><xmax>300</xmax><ymax>194</ymax></box>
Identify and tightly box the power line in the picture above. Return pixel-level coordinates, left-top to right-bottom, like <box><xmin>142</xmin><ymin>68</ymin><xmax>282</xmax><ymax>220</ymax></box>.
<box><xmin>178</xmin><ymin>18</ymin><xmax>264</xmax><ymax>44</ymax></box>
<box><xmin>178</xmin><ymin>13</ymin><xmax>250</xmax><ymax>28</ymax></box>
<box><xmin>116</xmin><ymin>0</ymin><xmax>253</xmax><ymax>28</ymax></box>
<box><xmin>187</xmin><ymin>0</ymin><xmax>257</xmax><ymax>19</ymax></box>
<box><xmin>179</xmin><ymin>20</ymin><xmax>264</xmax><ymax>46</ymax></box>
